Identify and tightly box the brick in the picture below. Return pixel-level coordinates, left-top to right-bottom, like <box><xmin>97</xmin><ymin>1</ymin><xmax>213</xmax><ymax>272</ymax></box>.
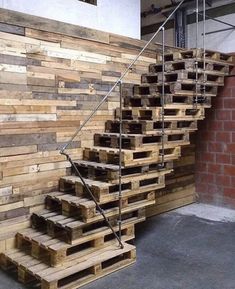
<box><xmin>206</xmin><ymin>121</ymin><xmax>223</xmax><ymax>131</ymax></box>
<box><xmin>207</xmin><ymin>163</ymin><xmax>222</xmax><ymax>174</ymax></box>
<box><xmin>195</xmin><ymin>183</ymin><xmax>208</xmax><ymax>194</ymax></box>
<box><xmin>195</xmin><ymin>141</ymin><xmax>208</xmax><ymax>153</ymax></box>
<box><xmin>216</xmin><ymin>153</ymin><xmax>231</xmax><ymax>164</ymax></box>
<box><xmin>207</xmin><ymin>183</ymin><xmax>222</xmax><ymax>195</ymax></box>
<box><xmin>217</xmin><ymin>87</ymin><xmax>231</xmax><ymax>98</ymax></box>
<box><xmin>213</xmin><ymin>97</ymin><xmax>224</xmax><ymax>108</ymax></box>
<box><xmin>224</xmin><ymin>165</ymin><xmax>235</xmax><ymax>176</ymax></box>
<box><xmin>216</xmin><ymin>110</ymin><xmax>231</xmax><ymax>121</ymax></box>
<box><xmin>200</xmin><ymin>131</ymin><xmax>215</xmax><ymax>142</ymax></box>
<box><xmin>215</xmin><ymin>175</ymin><xmax>231</xmax><ymax>186</ymax></box>
<box><xmin>208</xmin><ymin>142</ymin><xmax>224</xmax><ymax>153</ymax></box>
<box><xmin>202</xmin><ymin>152</ymin><xmax>215</xmax><ymax>162</ymax></box>
<box><xmin>222</xmin><ymin>197</ymin><xmax>235</xmax><ymax>209</ymax></box>
<box><xmin>230</xmin><ymin>177</ymin><xmax>235</xmax><ymax>187</ymax></box>
<box><xmin>226</xmin><ymin>144</ymin><xmax>235</xmax><ymax>154</ymax></box>
<box><xmin>195</xmin><ymin>162</ymin><xmax>207</xmax><ymax>172</ymax></box>
<box><xmin>225</xmin><ymin>77</ymin><xmax>235</xmax><ymax>88</ymax></box>
<box><xmin>224</xmin><ymin>98</ymin><xmax>235</xmax><ymax>108</ymax></box>
<box><xmin>231</xmin><ymin>111</ymin><xmax>235</xmax><ymax>120</ymax></box>
<box><xmin>215</xmin><ymin>132</ymin><xmax>231</xmax><ymax>143</ymax></box>
<box><xmin>223</xmin><ymin>121</ymin><xmax>235</xmax><ymax>131</ymax></box>
<box><xmin>223</xmin><ymin>187</ymin><xmax>235</xmax><ymax>198</ymax></box>
<box><xmin>199</xmin><ymin>173</ymin><xmax>214</xmax><ymax>184</ymax></box>
<box><xmin>231</xmin><ymin>86</ymin><xmax>235</xmax><ymax>95</ymax></box>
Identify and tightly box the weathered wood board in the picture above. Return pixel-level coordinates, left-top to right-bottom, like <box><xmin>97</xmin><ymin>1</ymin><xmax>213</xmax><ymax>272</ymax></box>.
<box><xmin>0</xmin><ymin>8</ymin><xmax>182</xmax><ymax>223</ymax></box>
<box><xmin>0</xmin><ymin>6</ymin><xmax>197</xmax><ymax>228</ymax></box>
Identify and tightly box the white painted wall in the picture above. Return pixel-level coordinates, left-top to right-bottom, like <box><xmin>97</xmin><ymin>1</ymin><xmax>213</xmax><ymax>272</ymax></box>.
<box><xmin>0</xmin><ymin>0</ymin><xmax>141</xmax><ymax>39</ymax></box>
<box><xmin>188</xmin><ymin>14</ymin><xmax>235</xmax><ymax>53</ymax></box>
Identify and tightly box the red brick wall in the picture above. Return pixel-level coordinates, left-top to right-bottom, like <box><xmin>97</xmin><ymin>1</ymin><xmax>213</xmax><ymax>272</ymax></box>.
<box><xmin>195</xmin><ymin>64</ymin><xmax>235</xmax><ymax>208</ymax></box>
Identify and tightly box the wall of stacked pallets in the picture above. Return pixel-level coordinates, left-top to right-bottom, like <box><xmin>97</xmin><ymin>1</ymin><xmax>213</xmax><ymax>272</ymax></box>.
<box><xmin>0</xmin><ymin>8</ymin><xmax>196</xmax><ymax>251</ymax></box>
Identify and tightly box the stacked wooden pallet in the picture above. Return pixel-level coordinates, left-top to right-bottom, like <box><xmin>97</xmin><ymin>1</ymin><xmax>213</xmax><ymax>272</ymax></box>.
<box><xmin>1</xmin><ymin>49</ymin><xmax>233</xmax><ymax>289</ymax></box>
<box><xmin>1</xmin><ymin>8</ymin><xmax>176</xmax><ymax>224</ymax></box>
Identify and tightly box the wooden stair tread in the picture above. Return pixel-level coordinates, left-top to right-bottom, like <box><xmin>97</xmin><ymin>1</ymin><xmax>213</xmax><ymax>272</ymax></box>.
<box><xmin>19</xmin><ymin>215</ymin><xmax>140</xmax><ymax>256</ymax></box>
<box><xmin>156</xmin><ymin>55</ymin><xmax>234</xmax><ymax>66</ymax></box>
<box><xmin>61</xmin><ymin>176</ymin><xmax>113</xmax><ymax>188</ymax></box>
<box><xmin>73</xmin><ymin>159</ymin><xmax>122</xmax><ymax>170</ymax></box>
<box><xmin>48</xmin><ymin>193</ymin><xmax>96</xmax><ymax>209</ymax></box>
<box><xmin>33</xmin><ymin>197</ymin><xmax>153</xmax><ymax>231</ymax></box>
<box><xmin>121</xmin><ymin>104</ymin><xmax>206</xmax><ymax>109</ymax></box>
<box><xmin>36</xmin><ymin>210</ymin><xmax>60</xmax><ymax>218</ymax></box>
<box><xmin>43</xmin><ymin>243</ymin><xmax>134</xmax><ymax>282</ymax></box>
<box><xmin>84</xmin><ymin>145</ymin><xmax>158</xmax><ymax>153</ymax></box>
<box><xmin>144</xmin><ymin>68</ymin><xmax>228</xmax><ymax>76</ymax></box>
<box><xmin>4</xmin><ymin>243</ymin><xmax>135</xmax><ymax>282</ymax></box>
<box><xmin>62</xmin><ymin>198</ymin><xmax>155</xmax><ymax>228</ymax></box>
<box><xmin>19</xmin><ymin>228</ymin><xmax>45</xmax><ymax>238</ymax></box>
<box><xmin>96</xmin><ymin>131</ymin><xmax>189</xmax><ymax>138</ymax></box>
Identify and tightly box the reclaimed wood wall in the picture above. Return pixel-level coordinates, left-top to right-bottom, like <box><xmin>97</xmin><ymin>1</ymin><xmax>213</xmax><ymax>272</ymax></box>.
<box><xmin>0</xmin><ymin>8</ymin><xmax>195</xmax><ymax>244</ymax></box>
<box><xmin>0</xmin><ymin>8</ymin><xmax>184</xmax><ymax>223</ymax></box>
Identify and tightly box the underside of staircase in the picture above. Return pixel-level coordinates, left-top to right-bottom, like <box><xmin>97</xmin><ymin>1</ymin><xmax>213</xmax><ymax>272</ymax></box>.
<box><xmin>0</xmin><ymin>49</ymin><xmax>233</xmax><ymax>289</ymax></box>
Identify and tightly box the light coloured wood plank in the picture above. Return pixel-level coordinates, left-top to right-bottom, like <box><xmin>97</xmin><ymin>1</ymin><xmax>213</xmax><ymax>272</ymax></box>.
<box><xmin>0</xmin><ymin>99</ymin><xmax>77</xmax><ymax>107</ymax></box>
<box><xmin>0</xmin><ymin>114</ymin><xmax>57</xmax><ymax>122</ymax></box>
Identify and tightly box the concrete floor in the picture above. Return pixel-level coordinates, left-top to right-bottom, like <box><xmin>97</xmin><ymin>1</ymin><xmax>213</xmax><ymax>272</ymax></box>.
<box><xmin>1</xmin><ymin>203</ymin><xmax>235</xmax><ymax>289</ymax></box>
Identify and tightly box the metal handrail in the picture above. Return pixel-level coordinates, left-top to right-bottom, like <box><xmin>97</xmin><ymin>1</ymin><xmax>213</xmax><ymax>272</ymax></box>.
<box><xmin>160</xmin><ymin>27</ymin><xmax>165</xmax><ymax>167</ymax></box>
<box><xmin>60</xmin><ymin>0</ymin><xmax>185</xmax><ymax>154</ymax></box>
<box><xmin>60</xmin><ymin>0</ymin><xmax>186</xmax><ymax>248</ymax></box>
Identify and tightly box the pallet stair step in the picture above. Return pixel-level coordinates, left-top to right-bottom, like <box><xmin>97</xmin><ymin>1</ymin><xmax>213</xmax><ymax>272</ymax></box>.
<box><xmin>2</xmin><ymin>242</ymin><xmax>135</xmax><ymax>289</ymax></box>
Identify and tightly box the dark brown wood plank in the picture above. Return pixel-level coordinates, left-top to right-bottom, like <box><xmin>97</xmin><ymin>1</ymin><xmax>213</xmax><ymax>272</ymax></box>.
<box><xmin>0</xmin><ymin>133</ymin><xmax>56</xmax><ymax>148</ymax></box>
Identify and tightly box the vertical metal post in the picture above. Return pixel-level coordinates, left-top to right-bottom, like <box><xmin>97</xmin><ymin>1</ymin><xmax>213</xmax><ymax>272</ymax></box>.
<box><xmin>161</xmin><ymin>27</ymin><xmax>165</xmax><ymax>168</ymax></box>
<box><xmin>196</xmin><ymin>0</ymin><xmax>199</xmax><ymax>55</ymax></box>
<box><xmin>203</xmin><ymin>0</ymin><xmax>206</xmax><ymax>100</ymax></box>
<box><xmin>195</xmin><ymin>0</ymin><xmax>199</xmax><ymax>107</ymax></box>
<box><xmin>118</xmin><ymin>80</ymin><xmax>123</xmax><ymax>245</ymax></box>
<box><xmin>175</xmin><ymin>8</ymin><xmax>187</xmax><ymax>48</ymax></box>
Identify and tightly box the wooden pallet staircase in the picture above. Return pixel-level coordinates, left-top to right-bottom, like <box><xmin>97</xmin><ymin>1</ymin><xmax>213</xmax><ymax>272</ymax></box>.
<box><xmin>0</xmin><ymin>49</ymin><xmax>233</xmax><ymax>289</ymax></box>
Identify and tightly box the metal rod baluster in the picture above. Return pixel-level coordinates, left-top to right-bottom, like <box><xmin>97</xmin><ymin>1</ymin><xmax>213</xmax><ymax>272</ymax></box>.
<box><xmin>203</xmin><ymin>0</ymin><xmax>206</xmax><ymax>101</ymax></box>
<box><xmin>60</xmin><ymin>0</ymin><xmax>185</xmax><ymax>155</ymax></box>
<box><xmin>161</xmin><ymin>27</ymin><xmax>165</xmax><ymax>168</ymax></box>
<box><xmin>58</xmin><ymin>0</ymin><xmax>186</xmax><ymax>249</ymax></box>
<box><xmin>195</xmin><ymin>0</ymin><xmax>199</xmax><ymax>108</ymax></box>
<box><xmin>61</xmin><ymin>151</ymin><xmax>124</xmax><ymax>248</ymax></box>
<box><xmin>118</xmin><ymin>80</ymin><xmax>123</xmax><ymax>244</ymax></box>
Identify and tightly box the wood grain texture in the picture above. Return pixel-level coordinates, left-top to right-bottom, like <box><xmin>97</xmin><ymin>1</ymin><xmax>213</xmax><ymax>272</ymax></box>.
<box><xmin>0</xmin><ymin>8</ymin><xmax>181</xmax><ymax>222</ymax></box>
<box><xmin>0</xmin><ymin>8</ymin><xmax>109</xmax><ymax>44</ymax></box>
